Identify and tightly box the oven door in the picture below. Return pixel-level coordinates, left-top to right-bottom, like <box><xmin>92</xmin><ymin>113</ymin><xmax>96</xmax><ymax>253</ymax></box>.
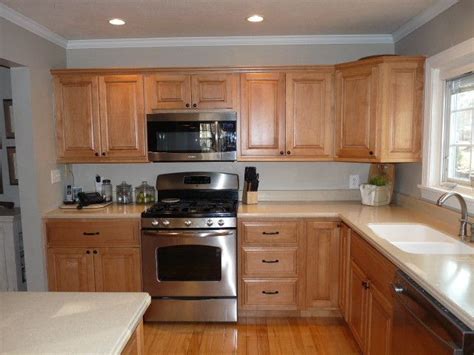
<box><xmin>141</xmin><ymin>229</ymin><xmax>237</xmax><ymax>297</ymax></box>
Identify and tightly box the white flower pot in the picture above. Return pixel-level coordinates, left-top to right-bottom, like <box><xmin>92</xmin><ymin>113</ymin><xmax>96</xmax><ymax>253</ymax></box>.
<box><xmin>360</xmin><ymin>184</ymin><xmax>392</xmax><ymax>206</ymax></box>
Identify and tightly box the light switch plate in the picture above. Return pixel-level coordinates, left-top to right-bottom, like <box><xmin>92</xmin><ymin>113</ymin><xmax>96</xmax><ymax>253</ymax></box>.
<box><xmin>50</xmin><ymin>169</ymin><xmax>61</xmax><ymax>184</ymax></box>
<box><xmin>349</xmin><ymin>174</ymin><xmax>360</xmax><ymax>189</ymax></box>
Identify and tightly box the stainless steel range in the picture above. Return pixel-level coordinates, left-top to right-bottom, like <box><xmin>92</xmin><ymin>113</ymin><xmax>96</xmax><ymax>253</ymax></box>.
<box><xmin>141</xmin><ymin>172</ymin><xmax>238</xmax><ymax>322</ymax></box>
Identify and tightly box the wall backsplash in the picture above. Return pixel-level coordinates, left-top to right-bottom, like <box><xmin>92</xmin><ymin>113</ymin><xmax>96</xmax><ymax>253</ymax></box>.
<box><xmin>70</xmin><ymin>162</ymin><xmax>370</xmax><ymax>200</ymax></box>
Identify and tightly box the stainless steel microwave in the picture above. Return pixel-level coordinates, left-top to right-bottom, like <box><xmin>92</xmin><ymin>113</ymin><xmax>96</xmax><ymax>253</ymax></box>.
<box><xmin>147</xmin><ymin>111</ymin><xmax>237</xmax><ymax>162</ymax></box>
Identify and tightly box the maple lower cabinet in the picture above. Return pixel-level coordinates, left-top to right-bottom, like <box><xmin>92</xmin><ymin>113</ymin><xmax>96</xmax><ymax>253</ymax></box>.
<box><xmin>335</xmin><ymin>56</ymin><xmax>424</xmax><ymax>162</ymax></box>
<box><xmin>47</xmin><ymin>247</ymin><xmax>96</xmax><ymax>292</ymax></box>
<box><xmin>285</xmin><ymin>70</ymin><xmax>334</xmax><ymax>159</ymax></box>
<box><xmin>144</xmin><ymin>72</ymin><xmax>236</xmax><ymax>111</ymax></box>
<box><xmin>54</xmin><ymin>74</ymin><xmax>147</xmax><ymax>163</ymax></box>
<box><xmin>240</xmin><ymin>72</ymin><xmax>286</xmax><ymax>158</ymax></box>
<box><xmin>98</xmin><ymin>75</ymin><xmax>147</xmax><ymax>161</ymax></box>
<box><xmin>46</xmin><ymin>219</ymin><xmax>142</xmax><ymax>292</ymax></box>
<box><xmin>239</xmin><ymin>219</ymin><xmax>303</xmax><ymax>312</ymax></box>
<box><xmin>347</xmin><ymin>231</ymin><xmax>396</xmax><ymax>354</ymax></box>
<box><xmin>305</xmin><ymin>221</ymin><xmax>340</xmax><ymax>310</ymax></box>
<box><xmin>338</xmin><ymin>223</ymin><xmax>351</xmax><ymax>319</ymax></box>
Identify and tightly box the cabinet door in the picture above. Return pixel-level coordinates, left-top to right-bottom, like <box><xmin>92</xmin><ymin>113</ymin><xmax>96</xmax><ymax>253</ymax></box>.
<box><xmin>286</xmin><ymin>71</ymin><xmax>334</xmax><ymax>158</ymax></box>
<box><xmin>366</xmin><ymin>283</ymin><xmax>393</xmax><ymax>355</ymax></box>
<box><xmin>144</xmin><ymin>74</ymin><xmax>191</xmax><ymax>111</ymax></box>
<box><xmin>335</xmin><ymin>65</ymin><xmax>378</xmax><ymax>160</ymax></box>
<box><xmin>47</xmin><ymin>248</ymin><xmax>95</xmax><ymax>291</ymax></box>
<box><xmin>99</xmin><ymin>75</ymin><xmax>147</xmax><ymax>161</ymax></box>
<box><xmin>338</xmin><ymin>223</ymin><xmax>351</xmax><ymax>319</ymax></box>
<box><xmin>240</xmin><ymin>73</ymin><xmax>286</xmax><ymax>157</ymax></box>
<box><xmin>380</xmin><ymin>61</ymin><xmax>423</xmax><ymax>161</ymax></box>
<box><xmin>191</xmin><ymin>73</ymin><xmax>234</xmax><ymax>109</ymax></box>
<box><xmin>347</xmin><ymin>260</ymin><xmax>368</xmax><ymax>350</ymax></box>
<box><xmin>305</xmin><ymin>221</ymin><xmax>340</xmax><ymax>309</ymax></box>
<box><xmin>54</xmin><ymin>75</ymin><xmax>101</xmax><ymax>162</ymax></box>
<box><xmin>93</xmin><ymin>248</ymin><xmax>141</xmax><ymax>292</ymax></box>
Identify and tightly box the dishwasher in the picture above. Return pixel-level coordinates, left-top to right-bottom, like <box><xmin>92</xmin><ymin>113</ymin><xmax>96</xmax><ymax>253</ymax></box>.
<box><xmin>391</xmin><ymin>271</ymin><xmax>474</xmax><ymax>355</ymax></box>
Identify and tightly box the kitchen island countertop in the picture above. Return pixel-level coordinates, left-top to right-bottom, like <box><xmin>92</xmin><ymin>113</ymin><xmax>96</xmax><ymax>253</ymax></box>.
<box><xmin>0</xmin><ymin>291</ymin><xmax>151</xmax><ymax>354</ymax></box>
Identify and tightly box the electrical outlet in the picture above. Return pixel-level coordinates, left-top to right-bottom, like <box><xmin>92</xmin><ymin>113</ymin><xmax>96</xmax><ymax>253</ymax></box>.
<box><xmin>349</xmin><ymin>174</ymin><xmax>360</xmax><ymax>189</ymax></box>
<box><xmin>50</xmin><ymin>169</ymin><xmax>61</xmax><ymax>184</ymax></box>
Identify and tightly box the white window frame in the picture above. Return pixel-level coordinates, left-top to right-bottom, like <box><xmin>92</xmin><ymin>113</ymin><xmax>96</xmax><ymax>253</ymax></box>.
<box><xmin>420</xmin><ymin>37</ymin><xmax>474</xmax><ymax>211</ymax></box>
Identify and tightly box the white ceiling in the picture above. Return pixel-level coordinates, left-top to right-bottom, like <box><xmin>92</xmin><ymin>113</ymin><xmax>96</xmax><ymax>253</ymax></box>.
<box><xmin>0</xmin><ymin>0</ymin><xmax>438</xmax><ymax>40</ymax></box>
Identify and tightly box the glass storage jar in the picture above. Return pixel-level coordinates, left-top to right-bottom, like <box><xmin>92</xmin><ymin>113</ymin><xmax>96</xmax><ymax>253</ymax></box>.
<box><xmin>101</xmin><ymin>179</ymin><xmax>113</xmax><ymax>202</ymax></box>
<box><xmin>135</xmin><ymin>181</ymin><xmax>156</xmax><ymax>204</ymax></box>
<box><xmin>116</xmin><ymin>181</ymin><xmax>133</xmax><ymax>204</ymax></box>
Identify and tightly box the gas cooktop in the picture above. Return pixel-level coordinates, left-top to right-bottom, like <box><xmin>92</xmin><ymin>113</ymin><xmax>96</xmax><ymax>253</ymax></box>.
<box><xmin>142</xmin><ymin>199</ymin><xmax>237</xmax><ymax>218</ymax></box>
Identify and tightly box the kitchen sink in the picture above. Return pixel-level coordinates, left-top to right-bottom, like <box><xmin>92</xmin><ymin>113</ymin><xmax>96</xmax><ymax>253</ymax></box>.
<box><xmin>367</xmin><ymin>223</ymin><xmax>474</xmax><ymax>255</ymax></box>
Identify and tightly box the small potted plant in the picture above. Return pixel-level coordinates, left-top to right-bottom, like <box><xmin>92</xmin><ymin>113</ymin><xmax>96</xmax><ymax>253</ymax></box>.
<box><xmin>360</xmin><ymin>175</ymin><xmax>392</xmax><ymax>206</ymax></box>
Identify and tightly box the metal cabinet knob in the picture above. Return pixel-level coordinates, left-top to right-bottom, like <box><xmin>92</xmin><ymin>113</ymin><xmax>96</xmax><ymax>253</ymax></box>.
<box><xmin>93</xmin><ymin>250</ymin><xmax>98</xmax><ymax>255</ymax></box>
<box><xmin>280</xmin><ymin>151</ymin><xmax>284</xmax><ymax>155</ymax></box>
<box><xmin>86</xmin><ymin>250</ymin><xmax>91</xmax><ymax>254</ymax></box>
<box><xmin>185</xmin><ymin>103</ymin><xmax>190</xmax><ymax>108</ymax></box>
<box><xmin>287</xmin><ymin>151</ymin><xmax>291</xmax><ymax>155</ymax></box>
<box><xmin>95</xmin><ymin>153</ymin><xmax>99</xmax><ymax>156</ymax></box>
<box><xmin>193</xmin><ymin>103</ymin><xmax>197</xmax><ymax>108</ymax></box>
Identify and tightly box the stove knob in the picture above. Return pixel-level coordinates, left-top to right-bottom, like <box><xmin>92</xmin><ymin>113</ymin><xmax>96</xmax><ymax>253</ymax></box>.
<box><xmin>184</xmin><ymin>220</ymin><xmax>192</xmax><ymax>227</ymax></box>
<box><xmin>151</xmin><ymin>219</ymin><xmax>159</xmax><ymax>226</ymax></box>
<box><xmin>161</xmin><ymin>220</ymin><xmax>170</xmax><ymax>226</ymax></box>
<box><xmin>218</xmin><ymin>219</ymin><xmax>225</xmax><ymax>226</ymax></box>
<box><xmin>207</xmin><ymin>219</ymin><xmax>214</xmax><ymax>226</ymax></box>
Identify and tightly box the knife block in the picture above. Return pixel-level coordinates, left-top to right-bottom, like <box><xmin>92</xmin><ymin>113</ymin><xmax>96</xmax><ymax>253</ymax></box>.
<box><xmin>243</xmin><ymin>191</ymin><xmax>258</xmax><ymax>205</ymax></box>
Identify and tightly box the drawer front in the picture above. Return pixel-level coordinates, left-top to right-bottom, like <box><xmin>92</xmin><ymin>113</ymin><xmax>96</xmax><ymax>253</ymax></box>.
<box><xmin>241</xmin><ymin>220</ymin><xmax>298</xmax><ymax>244</ymax></box>
<box><xmin>242</xmin><ymin>279</ymin><xmax>298</xmax><ymax>307</ymax></box>
<box><xmin>46</xmin><ymin>219</ymin><xmax>140</xmax><ymax>247</ymax></box>
<box><xmin>351</xmin><ymin>231</ymin><xmax>396</xmax><ymax>300</ymax></box>
<box><xmin>242</xmin><ymin>248</ymin><xmax>298</xmax><ymax>277</ymax></box>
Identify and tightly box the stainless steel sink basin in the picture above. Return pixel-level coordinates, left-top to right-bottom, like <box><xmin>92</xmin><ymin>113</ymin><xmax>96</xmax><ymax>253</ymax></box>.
<box><xmin>367</xmin><ymin>223</ymin><xmax>474</xmax><ymax>255</ymax></box>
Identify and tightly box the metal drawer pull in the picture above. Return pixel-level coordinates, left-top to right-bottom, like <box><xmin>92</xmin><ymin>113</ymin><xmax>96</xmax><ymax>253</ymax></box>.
<box><xmin>262</xmin><ymin>231</ymin><xmax>279</xmax><ymax>235</ymax></box>
<box><xmin>262</xmin><ymin>290</ymin><xmax>279</xmax><ymax>295</ymax></box>
<box><xmin>262</xmin><ymin>259</ymin><xmax>279</xmax><ymax>263</ymax></box>
<box><xmin>83</xmin><ymin>232</ymin><xmax>100</xmax><ymax>236</ymax></box>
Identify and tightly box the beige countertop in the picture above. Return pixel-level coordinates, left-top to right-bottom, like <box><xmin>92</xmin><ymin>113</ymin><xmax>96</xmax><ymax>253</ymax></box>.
<box><xmin>239</xmin><ymin>201</ymin><xmax>474</xmax><ymax>330</ymax></box>
<box><xmin>44</xmin><ymin>203</ymin><xmax>148</xmax><ymax>219</ymax></box>
<box><xmin>0</xmin><ymin>291</ymin><xmax>151</xmax><ymax>354</ymax></box>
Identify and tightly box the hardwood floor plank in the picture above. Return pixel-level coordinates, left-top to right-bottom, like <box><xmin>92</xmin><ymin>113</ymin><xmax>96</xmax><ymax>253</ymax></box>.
<box><xmin>144</xmin><ymin>317</ymin><xmax>359</xmax><ymax>355</ymax></box>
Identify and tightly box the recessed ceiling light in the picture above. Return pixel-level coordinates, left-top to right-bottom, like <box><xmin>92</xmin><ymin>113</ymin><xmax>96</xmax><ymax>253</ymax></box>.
<box><xmin>109</xmin><ymin>18</ymin><xmax>126</xmax><ymax>26</ymax></box>
<box><xmin>247</xmin><ymin>15</ymin><xmax>264</xmax><ymax>23</ymax></box>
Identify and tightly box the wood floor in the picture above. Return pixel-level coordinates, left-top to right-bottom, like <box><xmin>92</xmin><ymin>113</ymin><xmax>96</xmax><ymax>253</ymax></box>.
<box><xmin>144</xmin><ymin>317</ymin><xmax>360</xmax><ymax>355</ymax></box>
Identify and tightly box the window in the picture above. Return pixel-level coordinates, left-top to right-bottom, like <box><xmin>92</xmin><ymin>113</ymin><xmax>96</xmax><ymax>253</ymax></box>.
<box><xmin>443</xmin><ymin>73</ymin><xmax>474</xmax><ymax>186</ymax></box>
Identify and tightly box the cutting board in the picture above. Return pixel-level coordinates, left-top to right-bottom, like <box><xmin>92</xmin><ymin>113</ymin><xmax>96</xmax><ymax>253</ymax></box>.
<box><xmin>59</xmin><ymin>202</ymin><xmax>113</xmax><ymax>209</ymax></box>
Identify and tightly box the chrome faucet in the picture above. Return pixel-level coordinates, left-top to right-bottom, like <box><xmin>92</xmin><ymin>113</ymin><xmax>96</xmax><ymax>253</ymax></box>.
<box><xmin>437</xmin><ymin>192</ymin><xmax>472</xmax><ymax>242</ymax></box>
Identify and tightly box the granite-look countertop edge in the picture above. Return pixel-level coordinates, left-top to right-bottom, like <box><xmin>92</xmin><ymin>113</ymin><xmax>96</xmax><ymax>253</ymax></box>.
<box><xmin>43</xmin><ymin>203</ymin><xmax>148</xmax><ymax>219</ymax></box>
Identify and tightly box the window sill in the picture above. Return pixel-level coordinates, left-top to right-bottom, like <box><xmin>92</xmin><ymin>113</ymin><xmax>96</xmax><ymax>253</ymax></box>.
<box><xmin>418</xmin><ymin>184</ymin><xmax>474</xmax><ymax>214</ymax></box>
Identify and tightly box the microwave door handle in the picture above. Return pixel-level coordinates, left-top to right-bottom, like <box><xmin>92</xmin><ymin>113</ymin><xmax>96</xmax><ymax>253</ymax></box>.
<box><xmin>392</xmin><ymin>284</ymin><xmax>459</xmax><ymax>351</ymax></box>
<box><xmin>215</xmin><ymin>121</ymin><xmax>221</xmax><ymax>155</ymax></box>
<box><xmin>144</xmin><ymin>230</ymin><xmax>234</xmax><ymax>238</ymax></box>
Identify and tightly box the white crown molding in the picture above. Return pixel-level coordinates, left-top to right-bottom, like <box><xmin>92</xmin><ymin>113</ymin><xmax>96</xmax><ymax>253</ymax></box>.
<box><xmin>0</xmin><ymin>3</ymin><xmax>67</xmax><ymax>48</ymax></box>
<box><xmin>66</xmin><ymin>34</ymin><xmax>394</xmax><ymax>49</ymax></box>
<box><xmin>392</xmin><ymin>0</ymin><xmax>459</xmax><ymax>42</ymax></box>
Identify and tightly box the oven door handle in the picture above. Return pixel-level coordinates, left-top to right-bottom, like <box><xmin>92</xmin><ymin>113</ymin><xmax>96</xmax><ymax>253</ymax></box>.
<box><xmin>143</xmin><ymin>230</ymin><xmax>234</xmax><ymax>238</ymax></box>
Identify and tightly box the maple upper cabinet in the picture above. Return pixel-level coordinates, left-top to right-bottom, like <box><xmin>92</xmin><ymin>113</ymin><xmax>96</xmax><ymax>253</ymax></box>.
<box><xmin>240</xmin><ymin>72</ymin><xmax>286</xmax><ymax>157</ymax></box>
<box><xmin>99</xmin><ymin>75</ymin><xmax>146</xmax><ymax>161</ymax></box>
<box><xmin>286</xmin><ymin>70</ymin><xmax>334</xmax><ymax>159</ymax></box>
<box><xmin>335</xmin><ymin>56</ymin><xmax>424</xmax><ymax>162</ymax></box>
<box><xmin>144</xmin><ymin>72</ymin><xmax>235</xmax><ymax>111</ymax></box>
<box><xmin>54</xmin><ymin>75</ymin><xmax>101</xmax><ymax>162</ymax></box>
<box><xmin>54</xmin><ymin>73</ymin><xmax>147</xmax><ymax>163</ymax></box>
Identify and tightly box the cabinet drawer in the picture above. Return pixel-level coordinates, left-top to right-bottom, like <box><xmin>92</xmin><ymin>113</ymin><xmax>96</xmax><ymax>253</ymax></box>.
<box><xmin>241</xmin><ymin>220</ymin><xmax>298</xmax><ymax>244</ymax></box>
<box><xmin>351</xmin><ymin>232</ymin><xmax>396</xmax><ymax>300</ymax></box>
<box><xmin>242</xmin><ymin>248</ymin><xmax>297</xmax><ymax>277</ymax></box>
<box><xmin>242</xmin><ymin>279</ymin><xmax>298</xmax><ymax>307</ymax></box>
<box><xmin>46</xmin><ymin>219</ymin><xmax>140</xmax><ymax>247</ymax></box>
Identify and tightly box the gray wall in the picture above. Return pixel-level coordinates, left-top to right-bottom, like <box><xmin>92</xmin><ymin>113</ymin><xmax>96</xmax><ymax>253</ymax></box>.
<box><xmin>394</xmin><ymin>0</ymin><xmax>474</xmax><ymax>198</ymax></box>
<box><xmin>0</xmin><ymin>18</ymin><xmax>67</xmax><ymax>291</ymax></box>
<box><xmin>67</xmin><ymin>42</ymin><xmax>393</xmax><ymax>194</ymax></box>
<box><xmin>0</xmin><ymin>67</ymin><xmax>20</xmax><ymax>206</ymax></box>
